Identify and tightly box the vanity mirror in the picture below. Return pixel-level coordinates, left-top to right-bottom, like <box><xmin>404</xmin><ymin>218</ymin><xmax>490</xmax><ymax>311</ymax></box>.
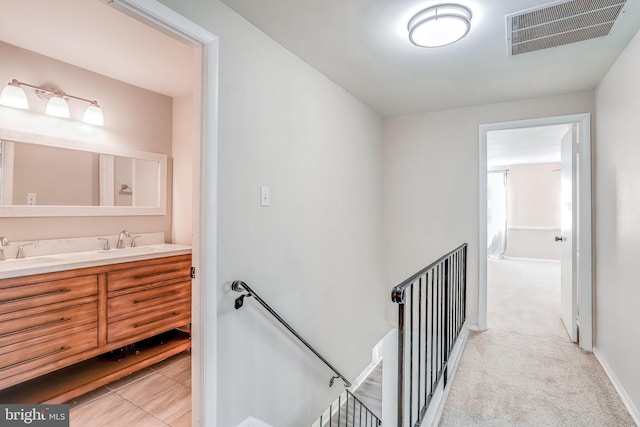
<box><xmin>0</xmin><ymin>125</ymin><xmax>167</xmax><ymax>217</ymax></box>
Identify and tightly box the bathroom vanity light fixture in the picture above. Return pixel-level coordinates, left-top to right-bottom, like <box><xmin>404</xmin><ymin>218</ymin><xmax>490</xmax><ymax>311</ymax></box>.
<box><xmin>408</xmin><ymin>4</ymin><xmax>472</xmax><ymax>48</ymax></box>
<box><xmin>0</xmin><ymin>79</ymin><xmax>104</xmax><ymax>126</ymax></box>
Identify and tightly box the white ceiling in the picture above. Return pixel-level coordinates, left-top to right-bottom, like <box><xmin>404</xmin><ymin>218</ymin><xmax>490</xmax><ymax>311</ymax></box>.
<box><xmin>0</xmin><ymin>0</ymin><xmax>195</xmax><ymax>98</ymax></box>
<box><xmin>1</xmin><ymin>1</ymin><xmax>638</xmax><ymax>118</ymax></box>
<box><xmin>221</xmin><ymin>0</ymin><xmax>640</xmax><ymax>116</ymax></box>
<box><xmin>487</xmin><ymin>124</ymin><xmax>571</xmax><ymax>166</ymax></box>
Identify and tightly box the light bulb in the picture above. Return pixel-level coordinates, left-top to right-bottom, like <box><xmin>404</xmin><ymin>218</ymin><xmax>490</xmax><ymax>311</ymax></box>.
<box><xmin>83</xmin><ymin>104</ymin><xmax>104</xmax><ymax>126</ymax></box>
<box><xmin>0</xmin><ymin>84</ymin><xmax>29</xmax><ymax>109</ymax></box>
<box><xmin>45</xmin><ymin>96</ymin><xmax>70</xmax><ymax>118</ymax></box>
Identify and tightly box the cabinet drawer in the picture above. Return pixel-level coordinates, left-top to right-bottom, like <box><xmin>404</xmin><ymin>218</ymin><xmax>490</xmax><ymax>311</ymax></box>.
<box><xmin>107</xmin><ymin>256</ymin><xmax>191</xmax><ymax>293</ymax></box>
<box><xmin>108</xmin><ymin>280</ymin><xmax>190</xmax><ymax>319</ymax></box>
<box><xmin>108</xmin><ymin>300</ymin><xmax>191</xmax><ymax>343</ymax></box>
<box><xmin>0</xmin><ymin>328</ymin><xmax>97</xmax><ymax>385</ymax></box>
<box><xmin>0</xmin><ymin>302</ymin><xmax>97</xmax><ymax>349</ymax></box>
<box><xmin>0</xmin><ymin>275</ymin><xmax>97</xmax><ymax>316</ymax></box>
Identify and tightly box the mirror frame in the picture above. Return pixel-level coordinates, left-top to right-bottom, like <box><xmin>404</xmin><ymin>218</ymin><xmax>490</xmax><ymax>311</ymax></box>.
<box><xmin>0</xmin><ymin>115</ymin><xmax>167</xmax><ymax>217</ymax></box>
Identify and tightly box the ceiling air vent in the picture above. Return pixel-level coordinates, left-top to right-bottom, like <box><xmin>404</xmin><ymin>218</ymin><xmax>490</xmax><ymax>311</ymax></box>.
<box><xmin>506</xmin><ymin>0</ymin><xmax>630</xmax><ymax>55</ymax></box>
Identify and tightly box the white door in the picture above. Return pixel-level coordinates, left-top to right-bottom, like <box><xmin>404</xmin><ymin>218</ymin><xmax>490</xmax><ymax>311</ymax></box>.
<box><xmin>560</xmin><ymin>126</ymin><xmax>578</xmax><ymax>342</ymax></box>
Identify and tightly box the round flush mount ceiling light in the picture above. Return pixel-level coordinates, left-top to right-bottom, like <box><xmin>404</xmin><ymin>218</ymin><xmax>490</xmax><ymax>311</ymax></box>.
<box><xmin>408</xmin><ymin>4</ymin><xmax>472</xmax><ymax>48</ymax></box>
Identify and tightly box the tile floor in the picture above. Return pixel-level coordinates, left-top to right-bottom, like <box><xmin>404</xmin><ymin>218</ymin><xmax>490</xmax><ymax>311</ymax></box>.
<box><xmin>67</xmin><ymin>352</ymin><xmax>191</xmax><ymax>427</ymax></box>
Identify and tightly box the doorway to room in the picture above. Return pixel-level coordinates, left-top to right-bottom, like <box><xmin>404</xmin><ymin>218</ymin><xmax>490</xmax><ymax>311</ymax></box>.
<box><xmin>478</xmin><ymin>114</ymin><xmax>592</xmax><ymax>351</ymax></box>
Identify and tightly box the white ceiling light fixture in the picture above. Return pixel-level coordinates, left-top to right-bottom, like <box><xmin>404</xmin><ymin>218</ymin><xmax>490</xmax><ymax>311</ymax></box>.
<box><xmin>0</xmin><ymin>78</ymin><xmax>104</xmax><ymax>126</ymax></box>
<box><xmin>0</xmin><ymin>80</ymin><xmax>29</xmax><ymax>109</ymax></box>
<box><xmin>45</xmin><ymin>96</ymin><xmax>71</xmax><ymax>118</ymax></box>
<box><xmin>408</xmin><ymin>4</ymin><xmax>472</xmax><ymax>48</ymax></box>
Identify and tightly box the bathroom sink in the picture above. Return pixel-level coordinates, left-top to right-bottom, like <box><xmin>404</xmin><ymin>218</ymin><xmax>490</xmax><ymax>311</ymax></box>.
<box><xmin>0</xmin><ymin>257</ymin><xmax>65</xmax><ymax>267</ymax></box>
<box><xmin>97</xmin><ymin>246</ymin><xmax>163</xmax><ymax>256</ymax></box>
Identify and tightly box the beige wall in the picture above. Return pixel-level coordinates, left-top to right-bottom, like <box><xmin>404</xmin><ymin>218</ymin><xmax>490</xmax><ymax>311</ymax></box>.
<box><xmin>0</xmin><ymin>40</ymin><xmax>174</xmax><ymax>241</ymax></box>
<box><xmin>595</xmin><ymin>29</ymin><xmax>640</xmax><ymax>418</ymax></box>
<box><xmin>383</xmin><ymin>91</ymin><xmax>595</xmax><ymax>328</ymax></box>
<box><xmin>171</xmin><ymin>93</ymin><xmax>195</xmax><ymax>245</ymax></box>
<box><xmin>505</xmin><ymin>163</ymin><xmax>561</xmax><ymax>261</ymax></box>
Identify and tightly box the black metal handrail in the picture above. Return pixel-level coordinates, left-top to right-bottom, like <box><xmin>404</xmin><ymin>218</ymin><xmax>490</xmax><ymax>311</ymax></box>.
<box><xmin>391</xmin><ymin>243</ymin><xmax>467</xmax><ymax>427</ymax></box>
<box><xmin>231</xmin><ymin>280</ymin><xmax>352</xmax><ymax>387</ymax></box>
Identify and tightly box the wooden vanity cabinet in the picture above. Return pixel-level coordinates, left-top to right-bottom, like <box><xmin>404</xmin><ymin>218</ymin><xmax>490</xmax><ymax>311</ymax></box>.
<box><xmin>106</xmin><ymin>256</ymin><xmax>192</xmax><ymax>344</ymax></box>
<box><xmin>0</xmin><ymin>254</ymin><xmax>191</xmax><ymax>402</ymax></box>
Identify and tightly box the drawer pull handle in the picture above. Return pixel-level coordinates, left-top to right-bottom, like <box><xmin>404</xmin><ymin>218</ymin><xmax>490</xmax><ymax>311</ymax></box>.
<box><xmin>133</xmin><ymin>312</ymin><xmax>180</xmax><ymax>329</ymax></box>
<box><xmin>133</xmin><ymin>269</ymin><xmax>181</xmax><ymax>281</ymax></box>
<box><xmin>134</xmin><ymin>290</ymin><xmax>179</xmax><ymax>304</ymax></box>
<box><xmin>0</xmin><ymin>346</ymin><xmax>69</xmax><ymax>372</ymax></box>
<box><xmin>0</xmin><ymin>289</ymin><xmax>71</xmax><ymax>305</ymax></box>
<box><xmin>0</xmin><ymin>317</ymin><xmax>71</xmax><ymax>339</ymax></box>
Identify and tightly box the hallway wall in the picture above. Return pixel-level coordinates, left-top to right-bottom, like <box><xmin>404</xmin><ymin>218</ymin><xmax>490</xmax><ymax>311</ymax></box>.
<box><xmin>594</xmin><ymin>28</ymin><xmax>640</xmax><ymax>420</ymax></box>
<box><xmin>383</xmin><ymin>91</ymin><xmax>594</xmax><ymax>326</ymax></box>
<box><xmin>157</xmin><ymin>1</ymin><xmax>390</xmax><ymax>426</ymax></box>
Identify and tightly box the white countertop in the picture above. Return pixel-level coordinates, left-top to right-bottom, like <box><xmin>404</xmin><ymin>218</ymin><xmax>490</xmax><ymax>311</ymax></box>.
<box><xmin>0</xmin><ymin>243</ymin><xmax>192</xmax><ymax>280</ymax></box>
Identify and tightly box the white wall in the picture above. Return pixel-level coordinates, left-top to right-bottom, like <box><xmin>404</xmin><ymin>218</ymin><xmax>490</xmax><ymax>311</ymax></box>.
<box><xmin>157</xmin><ymin>1</ymin><xmax>390</xmax><ymax>425</ymax></box>
<box><xmin>383</xmin><ymin>91</ymin><xmax>594</xmax><ymax>327</ymax></box>
<box><xmin>594</xmin><ymin>29</ymin><xmax>640</xmax><ymax>418</ymax></box>
<box><xmin>505</xmin><ymin>163</ymin><xmax>561</xmax><ymax>261</ymax></box>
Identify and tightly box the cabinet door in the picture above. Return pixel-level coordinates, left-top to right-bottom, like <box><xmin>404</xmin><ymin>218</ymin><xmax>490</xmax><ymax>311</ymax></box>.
<box><xmin>107</xmin><ymin>256</ymin><xmax>191</xmax><ymax>293</ymax></box>
<box><xmin>0</xmin><ymin>275</ymin><xmax>97</xmax><ymax>315</ymax></box>
<box><xmin>108</xmin><ymin>300</ymin><xmax>191</xmax><ymax>343</ymax></box>
<box><xmin>108</xmin><ymin>280</ymin><xmax>190</xmax><ymax>319</ymax></box>
<box><xmin>0</xmin><ymin>302</ymin><xmax>97</xmax><ymax>349</ymax></box>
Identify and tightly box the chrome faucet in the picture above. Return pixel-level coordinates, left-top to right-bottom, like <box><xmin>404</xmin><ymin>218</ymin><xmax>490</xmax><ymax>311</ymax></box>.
<box><xmin>16</xmin><ymin>242</ymin><xmax>34</xmax><ymax>259</ymax></box>
<box><xmin>116</xmin><ymin>230</ymin><xmax>130</xmax><ymax>249</ymax></box>
<box><xmin>0</xmin><ymin>236</ymin><xmax>9</xmax><ymax>261</ymax></box>
<box><xmin>98</xmin><ymin>238</ymin><xmax>111</xmax><ymax>250</ymax></box>
<box><xmin>130</xmin><ymin>235</ymin><xmax>141</xmax><ymax>248</ymax></box>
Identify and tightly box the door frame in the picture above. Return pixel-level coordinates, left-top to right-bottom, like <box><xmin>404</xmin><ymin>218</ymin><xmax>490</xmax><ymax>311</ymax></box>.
<box><xmin>107</xmin><ymin>1</ymin><xmax>219</xmax><ymax>424</ymax></box>
<box><xmin>478</xmin><ymin>113</ymin><xmax>592</xmax><ymax>351</ymax></box>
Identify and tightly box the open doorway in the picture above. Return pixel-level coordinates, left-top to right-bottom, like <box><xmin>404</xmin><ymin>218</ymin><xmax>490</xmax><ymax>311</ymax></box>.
<box><xmin>82</xmin><ymin>1</ymin><xmax>220</xmax><ymax>425</ymax></box>
<box><xmin>486</xmin><ymin>125</ymin><xmax>567</xmax><ymax>342</ymax></box>
<box><xmin>0</xmin><ymin>0</ymin><xmax>218</xmax><ymax>425</ymax></box>
<box><xmin>478</xmin><ymin>114</ymin><xmax>592</xmax><ymax>351</ymax></box>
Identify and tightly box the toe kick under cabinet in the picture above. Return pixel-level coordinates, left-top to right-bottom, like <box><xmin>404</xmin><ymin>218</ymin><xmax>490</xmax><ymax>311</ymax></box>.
<box><xmin>0</xmin><ymin>254</ymin><xmax>191</xmax><ymax>403</ymax></box>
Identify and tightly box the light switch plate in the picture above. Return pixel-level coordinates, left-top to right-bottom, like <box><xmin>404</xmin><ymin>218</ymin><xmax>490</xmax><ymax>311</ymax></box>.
<box><xmin>260</xmin><ymin>186</ymin><xmax>270</xmax><ymax>207</ymax></box>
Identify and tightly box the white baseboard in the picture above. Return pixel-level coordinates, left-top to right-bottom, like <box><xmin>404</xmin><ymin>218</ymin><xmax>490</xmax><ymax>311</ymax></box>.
<box><xmin>502</xmin><ymin>256</ymin><xmax>560</xmax><ymax>263</ymax></box>
<box><xmin>423</xmin><ymin>323</ymin><xmax>471</xmax><ymax>427</ymax></box>
<box><xmin>236</xmin><ymin>417</ymin><xmax>273</xmax><ymax>427</ymax></box>
<box><xmin>466</xmin><ymin>323</ymin><xmax>480</xmax><ymax>331</ymax></box>
<box><xmin>593</xmin><ymin>347</ymin><xmax>640</xmax><ymax>426</ymax></box>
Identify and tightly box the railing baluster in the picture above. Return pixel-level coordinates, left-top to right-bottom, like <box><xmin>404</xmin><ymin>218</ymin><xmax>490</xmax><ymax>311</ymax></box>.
<box><xmin>329</xmin><ymin>402</ymin><xmax>332</xmax><ymax>427</ymax></box>
<box><xmin>409</xmin><ymin>283</ymin><xmax>414</xmax><ymax>426</ymax></box>
<box><xmin>345</xmin><ymin>390</ymin><xmax>349</xmax><ymax>425</ymax></box>
<box><xmin>444</xmin><ymin>256</ymin><xmax>449</xmax><ymax>386</ymax></box>
<box><xmin>418</xmin><ymin>275</ymin><xmax>422</xmax><ymax>413</ymax></box>
<box><xmin>390</xmin><ymin>243</ymin><xmax>467</xmax><ymax>427</ymax></box>
<box><xmin>397</xmin><ymin>299</ymin><xmax>405</xmax><ymax>427</ymax></box>
<box><xmin>430</xmin><ymin>267</ymin><xmax>435</xmax><ymax>398</ymax></box>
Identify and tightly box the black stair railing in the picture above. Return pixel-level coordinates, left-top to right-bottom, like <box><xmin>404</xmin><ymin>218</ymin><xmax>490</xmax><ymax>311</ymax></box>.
<box><xmin>231</xmin><ymin>280</ymin><xmax>351</xmax><ymax>388</ymax></box>
<box><xmin>391</xmin><ymin>243</ymin><xmax>467</xmax><ymax>427</ymax></box>
<box><xmin>317</xmin><ymin>390</ymin><xmax>381</xmax><ymax>427</ymax></box>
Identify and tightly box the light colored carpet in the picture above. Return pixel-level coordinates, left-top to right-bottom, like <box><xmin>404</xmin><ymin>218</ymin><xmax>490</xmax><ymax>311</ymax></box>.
<box><xmin>439</xmin><ymin>259</ymin><xmax>635</xmax><ymax>427</ymax></box>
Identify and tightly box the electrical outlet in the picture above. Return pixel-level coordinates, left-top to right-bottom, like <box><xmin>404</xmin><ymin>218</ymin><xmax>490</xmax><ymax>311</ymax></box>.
<box><xmin>27</xmin><ymin>193</ymin><xmax>36</xmax><ymax>206</ymax></box>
